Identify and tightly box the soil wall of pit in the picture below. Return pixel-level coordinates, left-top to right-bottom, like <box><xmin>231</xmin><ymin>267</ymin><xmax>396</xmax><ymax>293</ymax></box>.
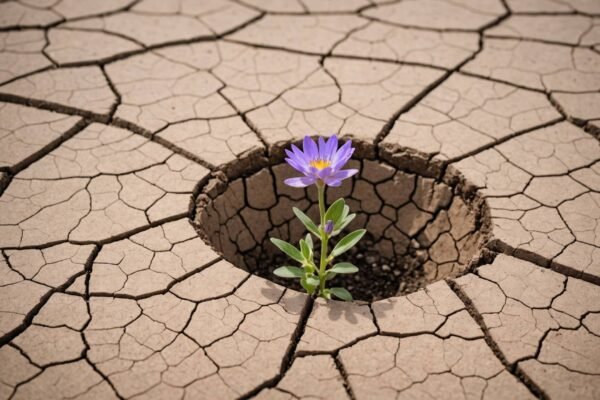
<box><xmin>194</xmin><ymin>149</ymin><xmax>490</xmax><ymax>301</ymax></box>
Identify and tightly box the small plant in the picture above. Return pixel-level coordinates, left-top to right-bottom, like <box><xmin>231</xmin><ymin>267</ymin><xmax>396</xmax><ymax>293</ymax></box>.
<box><xmin>270</xmin><ymin>135</ymin><xmax>365</xmax><ymax>301</ymax></box>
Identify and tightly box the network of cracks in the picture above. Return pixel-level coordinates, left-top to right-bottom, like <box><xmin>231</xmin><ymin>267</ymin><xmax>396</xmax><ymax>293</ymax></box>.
<box><xmin>0</xmin><ymin>0</ymin><xmax>599</xmax><ymax>399</ymax></box>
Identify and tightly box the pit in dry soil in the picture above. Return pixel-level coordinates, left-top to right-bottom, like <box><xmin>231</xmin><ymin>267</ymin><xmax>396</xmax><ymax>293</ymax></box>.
<box><xmin>195</xmin><ymin>150</ymin><xmax>488</xmax><ymax>302</ymax></box>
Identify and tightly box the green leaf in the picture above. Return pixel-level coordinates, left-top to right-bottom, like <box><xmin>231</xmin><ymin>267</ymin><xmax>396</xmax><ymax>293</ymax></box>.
<box><xmin>293</xmin><ymin>208</ymin><xmax>319</xmax><ymax>236</ymax></box>
<box><xmin>330</xmin><ymin>262</ymin><xmax>359</xmax><ymax>274</ymax></box>
<box><xmin>330</xmin><ymin>287</ymin><xmax>353</xmax><ymax>301</ymax></box>
<box><xmin>300</xmin><ymin>275</ymin><xmax>318</xmax><ymax>294</ymax></box>
<box><xmin>325</xmin><ymin>198</ymin><xmax>345</xmax><ymax>225</ymax></box>
<box><xmin>300</xmin><ymin>278</ymin><xmax>313</xmax><ymax>294</ymax></box>
<box><xmin>273</xmin><ymin>266</ymin><xmax>304</xmax><ymax>278</ymax></box>
<box><xmin>331</xmin><ymin>229</ymin><xmax>366</xmax><ymax>257</ymax></box>
<box><xmin>300</xmin><ymin>239</ymin><xmax>312</xmax><ymax>261</ymax></box>
<box><xmin>325</xmin><ymin>271</ymin><xmax>337</xmax><ymax>280</ymax></box>
<box><xmin>306</xmin><ymin>275</ymin><xmax>319</xmax><ymax>287</ymax></box>
<box><xmin>333</xmin><ymin>213</ymin><xmax>355</xmax><ymax>236</ymax></box>
<box><xmin>305</xmin><ymin>233</ymin><xmax>313</xmax><ymax>250</ymax></box>
<box><xmin>270</xmin><ymin>238</ymin><xmax>304</xmax><ymax>263</ymax></box>
<box><xmin>340</xmin><ymin>205</ymin><xmax>350</xmax><ymax>222</ymax></box>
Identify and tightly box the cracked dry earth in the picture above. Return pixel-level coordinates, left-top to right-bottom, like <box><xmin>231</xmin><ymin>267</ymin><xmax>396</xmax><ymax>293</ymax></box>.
<box><xmin>0</xmin><ymin>0</ymin><xmax>600</xmax><ymax>399</ymax></box>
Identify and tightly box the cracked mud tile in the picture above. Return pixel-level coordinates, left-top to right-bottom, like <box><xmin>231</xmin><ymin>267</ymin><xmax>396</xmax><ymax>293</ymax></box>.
<box><xmin>183</xmin><ymin>276</ymin><xmax>275</xmax><ymax>348</ymax></box>
<box><xmin>156</xmin><ymin>116</ymin><xmax>264</xmax><ymax>168</ymax></box>
<box><xmin>34</xmin><ymin>293</ymin><xmax>90</xmax><ymax>329</ymax></box>
<box><xmin>335</xmin><ymin>281</ymin><xmax>531</xmax><ymax>399</ymax></box>
<box><xmin>0</xmin><ymin>1</ymin><xmax>61</xmax><ymax>29</ymax></box>
<box><xmin>558</xmin><ymin>192</ymin><xmax>600</xmax><ymax>247</ymax></box>
<box><xmin>451</xmin><ymin>121</ymin><xmax>598</xmax><ymax>196</ymax></box>
<box><xmin>371</xmin><ymin>281</ymin><xmax>482</xmax><ymax>338</ymax></box>
<box><xmin>254</xmin><ymin>355</ymin><xmax>349</xmax><ymax>400</ymax></box>
<box><xmin>0</xmin><ymin>345</ymin><xmax>40</xmax><ymax>399</ymax></box>
<box><xmin>552</xmin><ymin>92</ymin><xmax>600</xmax><ymax>132</ymax></box>
<box><xmin>62</xmin><ymin>0</ymin><xmax>260</xmax><ymax>47</ymax></box>
<box><xmin>210</xmin><ymin>41</ymin><xmax>322</xmax><ymax>113</ymax></box>
<box><xmin>11</xmin><ymin>360</ymin><xmax>116</xmax><ymax>400</ymax></box>
<box><xmin>85</xmin><ymin>275</ymin><xmax>306</xmax><ymax>399</ymax></box>
<box><xmin>455</xmin><ymin>254</ymin><xmax>600</xmax><ymax>400</ymax></box>
<box><xmin>202</xmin><ymin>286</ymin><xmax>306</xmax><ymax>397</ymax></box>
<box><xmin>456</xmin><ymin>255</ymin><xmax>567</xmax><ymax>364</ymax></box>
<box><xmin>487</xmin><ymin>196</ymin><xmax>577</xmax><ymax>266</ymax></box>
<box><xmin>228</xmin><ymin>14</ymin><xmax>369</xmax><ymax>54</ymax></box>
<box><xmin>296</xmin><ymin>298</ymin><xmax>377</xmax><ymax>354</ymax></box>
<box><xmin>339</xmin><ymin>334</ymin><xmax>533</xmax><ymax>399</ymax></box>
<box><xmin>333</xmin><ymin>21</ymin><xmax>479</xmax><ymax>70</ymax></box>
<box><xmin>86</xmin><ymin>295</ymin><xmax>209</xmax><ymax>399</ymax></box>
<box><xmin>495</xmin><ymin>121</ymin><xmax>599</xmax><ymax>177</ymax></box>
<box><xmin>106</xmin><ymin>49</ymin><xmax>235</xmax><ymax>133</ymax></box>
<box><xmin>90</xmin><ymin>218</ymin><xmax>219</xmax><ymax>297</ymax></box>
<box><xmin>0</xmin><ymin>243</ymin><xmax>93</xmax><ymax>339</ymax></box>
<box><xmin>12</xmin><ymin>324</ymin><xmax>85</xmax><ymax>368</ymax></box>
<box><xmin>0</xmin><ymin>66</ymin><xmax>117</xmax><ymax>117</ymax></box>
<box><xmin>0</xmin><ymin>30</ymin><xmax>52</xmax><ymax>86</ymax></box>
<box><xmin>363</xmin><ymin>0</ymin><xmax>506</xmax><ymax>31</ymax></box>
<box><xmin>0</xmin><ymin>102</ymin><xmax>81</xmax><ymax>172</ymax></box>
<box><xmin>45</xmin><ymin>28</ymin><xmax>142</xmax><ymax>65</ymax></box>
<box><xmin>170</xmin><ymin>260</ymin><xmax>249</xmax><ymax>302</ymax></box>
<box><xmin>0</xmin><ymin>123</ymin><xmax>208</xmax><ymax>247</ymax></box>
<box><xmin>130</xmin><ymin>0</ymin><xmax>261</xmax><ymax>36</ymax></box>
<box><xmin>486</xmin><ymin>15</ymin><xmax>600</xmax><ymax>46</ymax></box>
<box><xmin>0</xmin><ymin>0</ymin><xmax>136</xmax><ymax>29</ymax></box>
<box><xmin>247</xmin><ymin>58</ymin><xmax>444</xmax><ymax>146</ymax></box>
<box><xmin>447</xmin><ymin>148</ymin><xmax>532</xmax><ymax>197</ymax></box>
<box><xmin>519</xmin><ymin>360</ymin><xmax>599</xmax><ymax>400</ymax></box>
<box><xmin>504</xmin><ymin>0</ymin><xmax>600</xmax><ymax>15</ymax></box>
<box><xmin>451</xmin><ymin>121</ymin><xmax>600</xmax><ymax>272</ymax></box>
<box><xmin>5</xmin><ymin>295</ymin><xmax>113</xmax><ymax>398</ymax></box>
<box><xmin>462</xmin><ymin>38</ymin><xmax>600</xmax><ymax>92</ymax></box>
<box><xmin>555</xmin><ymin>192</ymin><xmax>600</xmax><ymax>279</ymax></box>
<box><xmin>240</xmin><ymin>0</ymin><xmax>370</xmax><ymax>13</ymax></box>
<box><xmin>381</xmin><ymin>73</ymin><xmax>561</xmax><ymax>172</ymax></box>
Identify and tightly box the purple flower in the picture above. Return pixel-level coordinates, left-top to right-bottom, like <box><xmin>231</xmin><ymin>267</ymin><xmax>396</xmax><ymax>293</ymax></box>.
<box><xmin>323</xmin><ymin>220</ymin><xmax>334</xmax><ymax>235</ymax></box>
<box><xmin>284</xmin><ymin>135</ymin><xmax>358</xmax><ymax>187</ymax></box>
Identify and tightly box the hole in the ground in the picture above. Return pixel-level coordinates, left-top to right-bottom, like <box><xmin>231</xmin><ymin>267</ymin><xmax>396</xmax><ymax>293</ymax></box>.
<box><xmin>194</xmin><ymin>144</ymin><xmax>489</xmax><ymax>302</ymax></box>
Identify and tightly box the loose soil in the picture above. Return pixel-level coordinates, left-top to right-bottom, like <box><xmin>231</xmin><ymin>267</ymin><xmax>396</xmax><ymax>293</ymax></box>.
<box><xmin>249</xmin><ymin>233</ymin><xmax>426</xmax><ymax>302</ymax></box>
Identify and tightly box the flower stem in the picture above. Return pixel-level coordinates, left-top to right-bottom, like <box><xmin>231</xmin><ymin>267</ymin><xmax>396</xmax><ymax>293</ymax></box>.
<box><xmin>317</xmin><ymin>183</ymin><xmax>328</xmax><ymax>296</ymax></box>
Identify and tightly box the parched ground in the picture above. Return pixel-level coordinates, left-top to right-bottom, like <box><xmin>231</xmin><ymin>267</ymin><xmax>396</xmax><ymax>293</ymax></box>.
<box><xmin>0</xmin><ymin>0</ymin><xmax>599</xmax><ymax>399</ymax></box>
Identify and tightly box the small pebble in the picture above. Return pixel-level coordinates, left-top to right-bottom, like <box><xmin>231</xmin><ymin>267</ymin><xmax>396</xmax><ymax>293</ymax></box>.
<box><xmin>382</xmin><ymin>264</ymin><xmax>391</xmax><ymax>272</ymax></box>
<box><xmin>366</xmin><ymin>255</ymin><xmax>377</xmax><ymax>264</ymax></box>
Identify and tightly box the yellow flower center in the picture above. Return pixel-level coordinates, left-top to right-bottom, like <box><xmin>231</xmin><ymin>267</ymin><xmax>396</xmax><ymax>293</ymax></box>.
<box><xmin>309</xmin><ymin>159</ymin><xmax>331</xmax><ymax>170</ymax></box>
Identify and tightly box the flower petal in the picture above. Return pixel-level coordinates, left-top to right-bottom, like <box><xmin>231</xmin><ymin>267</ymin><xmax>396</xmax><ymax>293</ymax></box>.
<box><xmin>325</xmin><ymin>135</ymin><xmax>338</xmax><ymax>160</ymax></box>
<box><xmin>285</xmin><ymin>157</ymin><xmax>306</xmax><ymax>174</ymax></box>
<box><xmin>318</xmin><ymin>137</ymin><xmax>327</xmax><ymax>160</ymax></box>
<box><xmin>331</xmin><ymin>141</ymin><xmax>354</xmax><ymax>170</ymax></box>
<box><xmin>285</xmin><ymin>149</ymin><xmax>309</xmax><ymax>174</ymax></box>
<box><xmin>331</xmin><ymin>168</ymin><xmax>358</xmax><ymax>181</ymax></box>
<box><xmin>285</xmin><ymin>148</ymin><xmax>294</xmax><ymax>159</ymax></box>
<box><xmin>284</xmin><ymin>176</ymin><xmax>316</xmax><ymax>187</ymax></box>
<box><xmin>291</xmin><ymin>144</ymin><xmax>309</xmax><ymax>164</ymax></box>
<box><xmin>324</xmin><ymin>178</ymin><xmax>342</xmax><ymax>187</ymax></box>
<box><xmin>317</xmin><ymin>166</ymin><xmax>333</xmax><ymax>180</ymax></box>
<box><xmin>303</xmin><ymin>136</ymin><xmax>318</xmax><ymax>161</ymax></box>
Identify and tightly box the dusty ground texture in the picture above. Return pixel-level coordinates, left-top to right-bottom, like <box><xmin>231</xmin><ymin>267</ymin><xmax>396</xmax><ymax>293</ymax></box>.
<box><xmin>0</xmin><ymin>0</ymin><xmax>599</xmax><ymax>399</ymax></box>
